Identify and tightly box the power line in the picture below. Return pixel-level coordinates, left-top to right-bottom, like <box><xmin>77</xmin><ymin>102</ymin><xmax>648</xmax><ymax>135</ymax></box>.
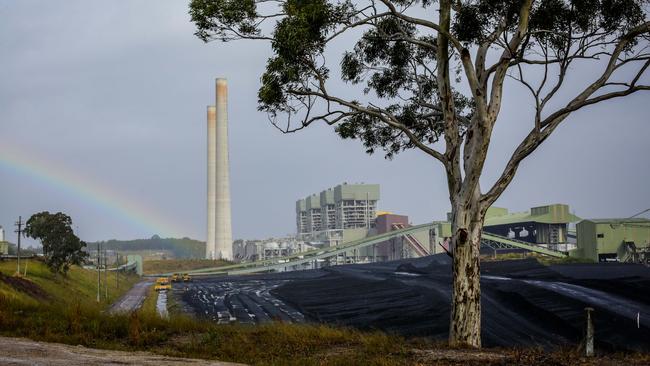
<box><xmin>628</xmin><ymin>208</ymin><xmax>650</xmax><ymax>219</ymax></box>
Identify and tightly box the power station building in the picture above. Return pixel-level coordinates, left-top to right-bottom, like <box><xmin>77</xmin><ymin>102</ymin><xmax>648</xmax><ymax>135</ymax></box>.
<box><xmin>481</xmin><ymin>204</ymin><xmax>581</xmax><ymax>251</ymax></box>
<box><xmin>296</xmin><ymin>183</ymin><xmax>380</xmax><ymax>236</ymax></box>
<box><xmin>206</xmin><ymin>78</ymin><xmax>233</xmax><ymax>260</ymax></box>
<box><xmin>571</xmin><ymin>218</ymin><xmax>650</xmax><ymax>262</ymax></box>
<box><xmin>293</xmin><ymin>184</ymin><xmax>447</xmax><ymax>263</ymax></box>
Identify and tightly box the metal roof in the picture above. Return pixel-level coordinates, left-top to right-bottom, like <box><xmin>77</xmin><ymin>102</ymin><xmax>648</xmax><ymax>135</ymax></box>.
<box><xmin>582</xmin><ymin>218</ymin><xmax>650</xmax><ymax>224</ymax></box>
<box><xmin>484</xmin><ymin>204</ymin><xmax>580</xmax><ymax>226</ymax></box>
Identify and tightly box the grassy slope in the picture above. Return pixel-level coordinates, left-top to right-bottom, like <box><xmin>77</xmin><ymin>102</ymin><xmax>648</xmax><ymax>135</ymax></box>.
<box><xmin>143</xmin><ymin>259</ymin><xmax>229</xmax><ymax>275</ymax></box>
<box><xmin>0</xmin><ymin>258</ymin><xmax>139</xmax><ymax>307</ymax></box>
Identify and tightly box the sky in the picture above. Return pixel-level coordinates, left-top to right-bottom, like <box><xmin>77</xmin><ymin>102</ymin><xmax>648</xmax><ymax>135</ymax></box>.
<box><xmin>1</xmin><ymin>1</ymin><xmax>649</xmax><ymax>246</ymax></box>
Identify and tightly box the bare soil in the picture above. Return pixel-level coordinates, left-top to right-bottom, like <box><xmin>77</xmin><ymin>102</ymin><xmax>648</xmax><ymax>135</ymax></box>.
<box><xmin>0</xmin><ymin>336</ymin><xmax>245</xmax><ymax>366</ymax></box>
<box><xmin>0</xmin><ymin>273</ymin><xmax>50</xmax><ymax>300</ymax></box>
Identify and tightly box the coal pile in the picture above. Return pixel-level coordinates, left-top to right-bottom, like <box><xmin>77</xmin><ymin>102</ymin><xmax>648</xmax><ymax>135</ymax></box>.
<box><xmin>178</xmin><ymin>255</ymin><xmax>650</xmax><ymax>351</ymax></box>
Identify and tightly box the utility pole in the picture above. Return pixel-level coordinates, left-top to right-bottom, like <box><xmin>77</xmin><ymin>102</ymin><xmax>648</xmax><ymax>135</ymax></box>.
<box><xmin>115</xmin><ymin>252</ymin><xmax>119</xmax><ymax>290</ymax></box>
<box><xmin>104</xmin><ymin>248</ymin><xmax>108</xmax><ymax>300</ymax></box>
<box><xmin>97</xmin><ymin>242</ymin><xmax>101</xmax><ymax>303</ymax></box>
<box><xmin>14</xmin><ymin>216</ymin><xmax>22</xmax><ymax>276</ymax></box>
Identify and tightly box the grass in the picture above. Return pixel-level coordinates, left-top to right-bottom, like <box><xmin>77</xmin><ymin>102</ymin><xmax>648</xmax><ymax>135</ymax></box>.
<box><xmin>140</xmin><ymin>284</ymin><xmax>159</xmax><ymax>316</ymax></box>
<box><xmin>0</xmin><ymin>258</ymin><xmax>648</xmax><ymax>365</ymax></box>
<box><xmin>143</xmin><ymin>259</ymin><xmax>230</xmax><ymax>275</ymax></box>
<box><xmin>0</xmin><ymin>258</ymin><xmax>139</xmax><ymax>307</ymax></box>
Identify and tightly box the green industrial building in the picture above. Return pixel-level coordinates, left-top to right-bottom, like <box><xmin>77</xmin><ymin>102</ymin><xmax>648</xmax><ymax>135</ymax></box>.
<box><xmin>572</xmin><ymin>218</ymin><xmax>650</xmax><ymax>262</ymax></box>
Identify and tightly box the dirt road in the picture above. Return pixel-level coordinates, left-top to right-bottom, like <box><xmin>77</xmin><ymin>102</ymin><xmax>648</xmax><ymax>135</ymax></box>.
<box><xmin>108</xmin><ymin>279</ymin><xmax>152</xmax><ymax>314</ymax></box>
<box><xmin>0</xmin><ymin>336</ymin><xmax>245</xmax><ymax>365</ymax></box>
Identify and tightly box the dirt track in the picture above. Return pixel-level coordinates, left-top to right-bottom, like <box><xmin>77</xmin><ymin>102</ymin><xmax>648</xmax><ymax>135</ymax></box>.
<box><xmin>108</xmin><ymin>279</ymin><xmax>152</xmax><ymax>314</ymax></box>
<box><xmin>0</xmin><ymin>336</ymin><xmax>245</xmax><ymax>366</ymax></box>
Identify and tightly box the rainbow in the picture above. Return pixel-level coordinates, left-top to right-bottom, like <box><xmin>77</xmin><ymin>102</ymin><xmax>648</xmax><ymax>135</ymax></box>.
<box><xmin>0</xmin><ymin>142</ymin><xmax>186</xmax><ymax>239</ymax></box>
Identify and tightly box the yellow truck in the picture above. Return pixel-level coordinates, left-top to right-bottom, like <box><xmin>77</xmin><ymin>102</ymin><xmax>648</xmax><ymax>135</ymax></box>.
<box><xmin>154</xmin><ymin>277</ymin><xmax>171</xmax><ymax>291</ymax></box>
<box><xmin>182</xmin><ymin>273</ymin><xmax>192</xmax><ymax>282</ymax></box>
<box><xmin>171</xmin><ymin>273</ymin><xmax>181</xmax><ymax>282</ymax></box>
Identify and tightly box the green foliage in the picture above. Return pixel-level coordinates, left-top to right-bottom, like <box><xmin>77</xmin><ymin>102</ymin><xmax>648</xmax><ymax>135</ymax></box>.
<box><xmin>89</xmin><ymin>236</ymin><xmax>206</xmax><ymax>259</ymax></box>
<box><xmin>258</xmin><ymin>1</ymin><xmax>354</xmax><ymax>114</ymax></box>
<box><xmin>189</xmin><ymin>0</ymin><xmax>259</xmax><ymax>41</ymax></box>
<box><xmin>23</xmin><ymin>211</ymin><xmax>88</xmax><ymax>274</ymax></box>
<box><xmin>189</xmin><ymin>0</ymin><xmax>648</xmax><ymax>159</ymax></box>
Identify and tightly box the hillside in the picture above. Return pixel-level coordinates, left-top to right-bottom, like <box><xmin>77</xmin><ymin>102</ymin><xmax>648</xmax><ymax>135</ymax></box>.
<box><xmin>0</xmin><ymin>258</ymin><xmax>138</xmax><ymax>308</ymax></box>
<box><xmin>88</xmin><ymin>236</ymin><xmax>206</xmax><ymax>259</ymax></box>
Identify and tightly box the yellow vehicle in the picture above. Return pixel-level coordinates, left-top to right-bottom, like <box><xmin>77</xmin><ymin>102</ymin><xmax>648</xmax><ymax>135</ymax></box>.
<box><xmin>154</xmin><ymin>277</ymin><xmax>171</xmax><ymax>291</ymax></box>
<box><xmin>182</xmin><ymin>273</ymin><xmax>192</xmax><ymax>282</ymax></box>
<box><xmin>171</xmin><ymin>273</ymin><xmax>181</xmax><ymax>282</ymax></box>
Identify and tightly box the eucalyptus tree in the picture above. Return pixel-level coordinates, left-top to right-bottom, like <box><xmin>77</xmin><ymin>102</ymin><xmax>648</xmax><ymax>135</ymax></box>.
<box><xmin>190</xmin><ymin>0</ymin><xmax>650</xmax><ymax>347</ymax></box>
<box><xmin>24</xmin><ymin>211</ymin><xmax>87</xmax><ymax>275</ymax></box>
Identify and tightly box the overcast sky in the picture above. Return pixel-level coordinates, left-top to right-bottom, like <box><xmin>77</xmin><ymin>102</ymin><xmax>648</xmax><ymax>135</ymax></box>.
<box><xmin>1</xmin><ymin>1</ymin><xmax>649</xmax><ymax>246</ymax></box>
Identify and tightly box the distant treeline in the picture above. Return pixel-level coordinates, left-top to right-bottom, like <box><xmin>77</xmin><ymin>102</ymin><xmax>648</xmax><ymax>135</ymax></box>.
<box><xmin>3</xmin><ymin>242</ymin><xmax>42</xmax><ymax>256</ymax></box>
<box><xmin>87</xmin><ymin>235</ymin><xmax>206</xmax><ymax>259</ymax></box>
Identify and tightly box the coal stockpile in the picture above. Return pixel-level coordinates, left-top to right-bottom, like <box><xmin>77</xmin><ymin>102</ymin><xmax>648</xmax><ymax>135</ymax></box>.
<box><xmin>271</xmin><ymin>256</ymin><xmax>650</xmax><ymax>351</ymax></box>
<box><xmin>175</xmin><ymin>278</ymin><xmax>307</xmax><ymax>324</ymax></box>
<box><xmin>176</xmin><ymin>255</ymin><xmax>650</xmax><ymax>351</ymax></box>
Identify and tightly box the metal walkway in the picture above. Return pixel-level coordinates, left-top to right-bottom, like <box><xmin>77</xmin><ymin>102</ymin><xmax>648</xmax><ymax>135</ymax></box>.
<box><xmin>174</xmin><ymin>223</ymin><xmax>567</xmax><ymax>276</ymax></box>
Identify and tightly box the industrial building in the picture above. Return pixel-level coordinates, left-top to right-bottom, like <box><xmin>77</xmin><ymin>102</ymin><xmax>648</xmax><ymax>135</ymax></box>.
<box><xmin>296</xmin><ymin>183</ymin><xmax>379</xmax><ymax>235</ymax></box>
<box><xmin>292</xmin><ymin>184</ymin><xmax>453</xmax><ymax>264</ymax></box>
<box><xmin>372</xmin><ymin>213</ymin><xmax>450</xmax><ymax>261</ymax></box>
<box><xmin>481</xmin><ymin>204</ymin><xmax>580</xmax><ymax>251</ymax></box>
<box><xmin>571</xmin><ymin>218</ymin><xmax>650</xmax><ymax>262</ymax></box>
<box><xmin>295</xmin><ymin>183</ymin><xmax>380</xmax><ymax>258</ymax></box>
<box><xmin>233</xmin><ymin>237</ymin><xmax>316</xmax><ymax>262</ymax></box>
<box><xmin>0</xmin><ymin>226</ymin><xmax>7</xmax><ymax>255</ymax></box>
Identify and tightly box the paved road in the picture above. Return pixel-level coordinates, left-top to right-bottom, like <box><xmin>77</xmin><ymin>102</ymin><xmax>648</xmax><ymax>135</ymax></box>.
<box><xmin>0</xmin><ymin>336</ymin><xmax>245</xmax><ymax>365</ymax></box>
<box><xmin>108</xmin><ymin>279</ymin><xmax>153</xmax><ymax>314</ymax></box>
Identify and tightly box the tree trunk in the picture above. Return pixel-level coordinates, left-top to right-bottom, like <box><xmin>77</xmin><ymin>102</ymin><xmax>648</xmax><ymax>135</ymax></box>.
<box><xmin>449</xmin><ymin>202</ymin><xmax>484</xmax><ymax>348</ymax></box>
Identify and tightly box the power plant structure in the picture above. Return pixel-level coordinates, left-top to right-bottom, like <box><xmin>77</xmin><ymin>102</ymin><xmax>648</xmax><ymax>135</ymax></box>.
<box><xmin>206</xmin><ymin>78</ymin><xmax>233</xmax><ymax>260</ymax></box>
<box><xmin>0</xmin><ymin>225</ymin><xmax>7</xmax><ymax>256</ymax></box>
<box><xmin>195</xmin><ymin>177</ymin><xmax>649</xmax><ymax>274</ymax></box>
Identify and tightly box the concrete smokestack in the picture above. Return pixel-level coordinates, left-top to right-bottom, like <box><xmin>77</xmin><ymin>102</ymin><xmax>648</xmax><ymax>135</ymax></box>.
<box><xmin>206</xmin><ymin>78</ymin><xmax>233</xmax><ymax>260</ymax></box>
<box><xmin>206</xmin><ymin>106</ymin><xmax>217</xmax><ymax>259</ymax></box>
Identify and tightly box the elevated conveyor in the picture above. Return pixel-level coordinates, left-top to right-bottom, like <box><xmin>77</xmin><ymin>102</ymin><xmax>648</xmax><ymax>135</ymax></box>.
<box><xmin>173</xmin><ymin>222</ymin><xmax>568</xmax><ymax>277</ymax></box>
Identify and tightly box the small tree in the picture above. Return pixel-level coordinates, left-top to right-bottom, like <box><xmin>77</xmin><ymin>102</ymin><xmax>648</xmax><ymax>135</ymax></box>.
<box><xmin>24</xmin><ymin>211</ymin><xmax>88</xmax><ymax>275</ymax></box>
<box><xmin>189</xmin><ymin>0</ymin><xmax>649</xmax><ymax>347</ymax></box>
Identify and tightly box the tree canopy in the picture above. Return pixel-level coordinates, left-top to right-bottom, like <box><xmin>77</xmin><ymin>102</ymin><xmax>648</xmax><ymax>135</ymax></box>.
<box><xmin>24</xmin><ymin>211</ymin><xmax>88</xmax><ymax>274</ymax></box>
<box><xmin>189</xmin><ymin>0</ymin><xmax>649</xmax><ymax>347</ymax></box>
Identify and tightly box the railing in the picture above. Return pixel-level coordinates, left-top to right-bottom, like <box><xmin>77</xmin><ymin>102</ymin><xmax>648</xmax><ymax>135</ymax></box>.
<box><xmin>481</xmin><ymin>232</ymin><xmax>568</xmax><ymax>258</ymax></box>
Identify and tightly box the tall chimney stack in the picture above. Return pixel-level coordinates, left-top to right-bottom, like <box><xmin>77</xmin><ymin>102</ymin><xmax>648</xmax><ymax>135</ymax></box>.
<box><xmin>206</xmin><ymin>78</ymin><xmax>233</xmax><ymax>260</ymax></box>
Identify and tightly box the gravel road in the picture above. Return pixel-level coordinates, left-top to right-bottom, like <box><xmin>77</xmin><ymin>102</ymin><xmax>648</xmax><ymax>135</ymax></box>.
<box><xmin>0</xmin><ymin>336</ymin><xmax>245</xmax><ymax>365</ymax></box>
<box><xmin>108</xmin><ymin>279</ymin><xmax>153</xmax><ymax>314</ymax></box>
